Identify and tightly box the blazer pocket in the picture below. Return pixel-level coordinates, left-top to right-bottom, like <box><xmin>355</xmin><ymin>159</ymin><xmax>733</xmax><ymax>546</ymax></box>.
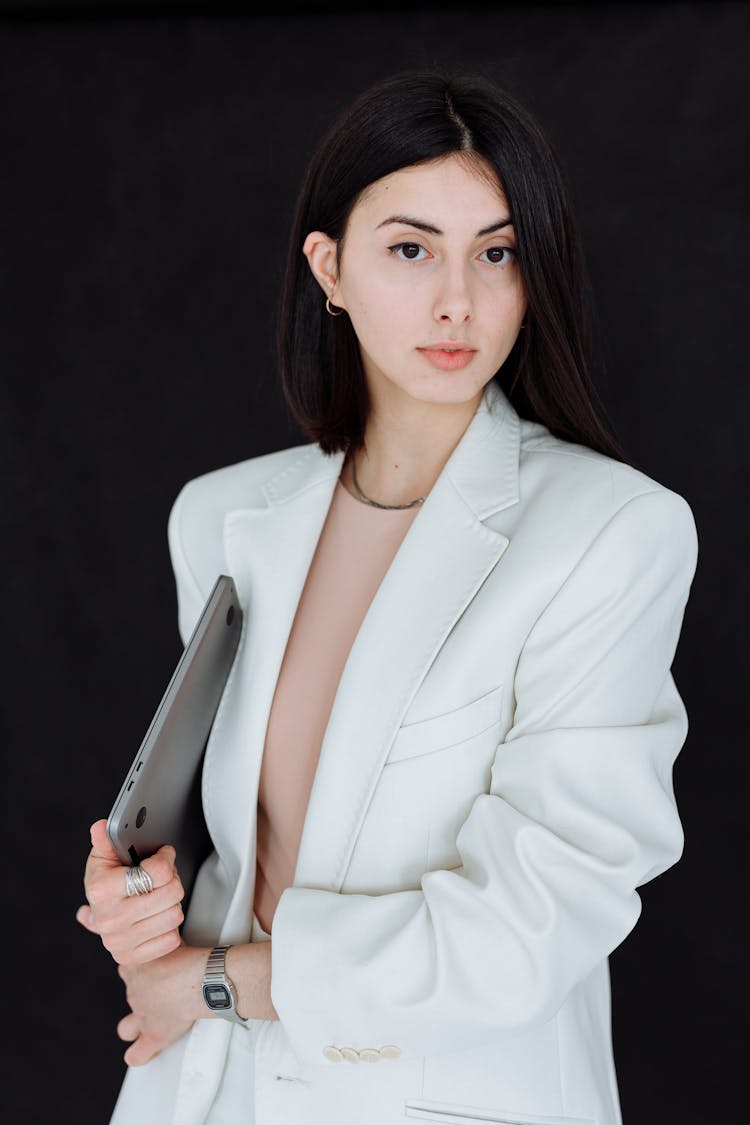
<box><xmin>404</xmin><ymin>1099</ymin><xmax>595</xmax><ymax>1125</ymax></box>
<box><xmin>387</xmin><ymin>684</ymin><xmax>504</xmax><ymax>764</ymax></box>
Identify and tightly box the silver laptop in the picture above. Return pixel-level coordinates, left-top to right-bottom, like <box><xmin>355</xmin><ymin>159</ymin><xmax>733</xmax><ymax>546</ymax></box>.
<box><xmin>107</xmin><ymin>574</ymin><xmax>243</xmax><ymax>911</ymax></box>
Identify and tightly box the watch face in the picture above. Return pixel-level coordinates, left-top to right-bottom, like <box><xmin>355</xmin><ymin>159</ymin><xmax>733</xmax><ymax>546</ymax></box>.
<box><xmin>203</xmin><ymin>983</ymin><xmax>232</xmax><ymax>1011</ymax></box>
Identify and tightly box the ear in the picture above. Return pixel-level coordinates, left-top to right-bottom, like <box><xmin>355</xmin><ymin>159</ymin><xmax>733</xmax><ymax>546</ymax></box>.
<box><xmin>302</xmin><ymin>230</ymin><xmax>346</xmax><ymax>310</ymax></box>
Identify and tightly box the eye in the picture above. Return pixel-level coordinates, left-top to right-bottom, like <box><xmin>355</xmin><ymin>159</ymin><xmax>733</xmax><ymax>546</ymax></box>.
<box><xmin>387</xmin><ymin>242</ymin><xmax>429</xmax><ymax>262</ymax></box>
<box><xmin>479</xmin><ymin>246</ymin><xmax>517</xmax><ymax>266</ymax></box>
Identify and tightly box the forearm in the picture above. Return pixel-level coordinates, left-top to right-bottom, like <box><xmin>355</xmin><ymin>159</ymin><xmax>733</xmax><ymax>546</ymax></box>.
<box><xmin>226</xmin><ymin>941</ymin><xmax>279</xmax><ymax>1022</ymax></box>
<box><xmin>112</xmin><ymin>939</ymin><xmax>279</xmax><ymax>1067</ymax></box>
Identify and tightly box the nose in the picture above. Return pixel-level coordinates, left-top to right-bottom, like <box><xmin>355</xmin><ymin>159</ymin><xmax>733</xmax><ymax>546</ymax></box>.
<box><xmin>432</xmin><ymin>263</ymin><xmax>473</xmax><ymax>324</ymax></box>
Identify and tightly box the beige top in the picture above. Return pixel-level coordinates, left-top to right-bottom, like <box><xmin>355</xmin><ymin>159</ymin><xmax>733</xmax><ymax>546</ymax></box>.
<box><xmin>253</xmin><ymin>476</ymin><xmax>421</xmax><ymax>935</ymax></box>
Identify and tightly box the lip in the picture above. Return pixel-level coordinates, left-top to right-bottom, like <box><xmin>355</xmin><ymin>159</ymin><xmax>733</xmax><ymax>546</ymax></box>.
<box><xmin>417</xmin><ymin>346</ymin><xmax>477</xmax><ymax>371</ymax></box>
<box><xmin>418</xmin><ymin>343</ymin><xmax>477</xmax><ymax>352</ymax></box>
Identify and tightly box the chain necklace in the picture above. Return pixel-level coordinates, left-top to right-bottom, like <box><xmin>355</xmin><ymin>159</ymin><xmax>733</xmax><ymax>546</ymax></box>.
<box><xmin>350</xmin><ymin>456</ymin><xmax>426</xmax><ymax>510</ymax></box>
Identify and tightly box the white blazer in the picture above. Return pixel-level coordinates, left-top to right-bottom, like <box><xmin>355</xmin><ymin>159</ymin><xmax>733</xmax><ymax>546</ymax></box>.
<box><xmin>110</xmin><ymin>379</ymin><xmax>698</xmax><ymax>1125</ymax></box>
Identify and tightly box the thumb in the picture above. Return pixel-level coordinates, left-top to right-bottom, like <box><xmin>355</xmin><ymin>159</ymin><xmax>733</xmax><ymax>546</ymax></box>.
<box><xmin>89</xmin><ymin>818</ymin><xmax>123</xmax><ymax>863</ymax></box>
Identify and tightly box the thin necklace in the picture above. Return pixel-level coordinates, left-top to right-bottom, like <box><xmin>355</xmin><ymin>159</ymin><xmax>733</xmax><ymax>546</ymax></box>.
<box><xmin>350</xmin><ymin>456</ymin><xmax>426</xmax><ymax>510</ymax></box>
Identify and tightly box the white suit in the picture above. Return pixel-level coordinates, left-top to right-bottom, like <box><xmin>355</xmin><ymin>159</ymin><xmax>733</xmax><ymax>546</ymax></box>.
<box><xmin>110</xmin><ymin>378</ymin><xmax>698</xmax><ymax>1125</ymax></box>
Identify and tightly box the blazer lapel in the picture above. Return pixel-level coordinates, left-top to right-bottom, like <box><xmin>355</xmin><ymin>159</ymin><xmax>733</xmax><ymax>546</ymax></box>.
<box><xmin>206</xmin><ymin>443</ymin><xmax>345</xmax><ymax>930</ymax></box>
<box><xmin>209</xmin><ymin>379</ymin><xmax>521</xmax><ymax>936</ymax></box>
<box><xmin>294</xmin><ymin>380</ymin><xmax>520</xmax><ymax>890</ymax></box>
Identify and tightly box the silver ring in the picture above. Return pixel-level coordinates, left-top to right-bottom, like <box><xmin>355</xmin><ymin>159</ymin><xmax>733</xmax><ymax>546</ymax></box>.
<box><xmin>125</xmin><ymin>864</ymin><xmax>154</xmax><ymax>897</ymax></box>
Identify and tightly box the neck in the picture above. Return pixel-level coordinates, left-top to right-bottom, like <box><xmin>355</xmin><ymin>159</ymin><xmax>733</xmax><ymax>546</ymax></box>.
<box><xmin>343</xmin><ymin>390</ymin><xmax>482</xmax><ymax>508</ymax></box>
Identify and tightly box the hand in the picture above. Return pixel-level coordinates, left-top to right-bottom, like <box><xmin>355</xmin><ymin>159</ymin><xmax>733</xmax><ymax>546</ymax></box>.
<box><xmin>77</xmin><ymin>819</ymin><xmax>185</xmax><ymax>965</ymax></box>
<box><xmin>115</xmin><ymin>944</ymin><xmax>206</xmax><ymax>1066</ymax></box>
<box><xmin>117</xmin><ymin>941</ymin><xmax>279</xmax><ymax>1064</ymax></box>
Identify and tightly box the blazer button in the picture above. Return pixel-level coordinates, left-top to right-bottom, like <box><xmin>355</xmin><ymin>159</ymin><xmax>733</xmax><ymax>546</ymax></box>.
<box><xmin>322</xmin><ymin>1046</ymin><xmax>343</xmax><ymax>1063</ymax></box>
<box><xmin>379</xmin><ymin>1045</ymin><xmax>402</xmax><ymax>1059</ymax></box>
<box><xmin>358</xmin><ymin>1048</ymin><xmax>380</xmax><ymax>1063</ymax></box>
<box><xmin>340</xmin><ymin>1047</ymin><xmax>360</xmax><ymax>1063</ymax></box>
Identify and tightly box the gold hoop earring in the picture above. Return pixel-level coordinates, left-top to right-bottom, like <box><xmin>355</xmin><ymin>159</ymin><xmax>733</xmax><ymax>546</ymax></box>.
<box><xmin>326</xmin><ymin>295</ymin><xmax>345</xmax><ymax>317</ymax></box>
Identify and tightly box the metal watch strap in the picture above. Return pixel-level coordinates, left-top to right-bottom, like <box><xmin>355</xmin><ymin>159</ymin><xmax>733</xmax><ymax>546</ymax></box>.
<box><xmin>203</xmin><ymin>945</ymin><xmax>248</xmax><ymax>1024</ymax></box>
<box><xmin>205</xmin><ymin>945</ymin><xmax>230</xmax><ymax>979</ymax></box>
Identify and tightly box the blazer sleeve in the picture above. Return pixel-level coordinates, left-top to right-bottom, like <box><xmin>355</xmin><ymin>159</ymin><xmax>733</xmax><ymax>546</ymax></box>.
<box><xmin>269</xmin><ymin>487</ymin><xmax>700</xmax><ymax>1066</ymax></box>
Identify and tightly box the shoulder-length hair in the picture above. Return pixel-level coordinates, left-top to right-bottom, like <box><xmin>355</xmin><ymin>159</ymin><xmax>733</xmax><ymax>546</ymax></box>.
<box><xmin>276</xmin><ymin>68</ymin><xmax>633</xmax><ymax>466</ymax></box>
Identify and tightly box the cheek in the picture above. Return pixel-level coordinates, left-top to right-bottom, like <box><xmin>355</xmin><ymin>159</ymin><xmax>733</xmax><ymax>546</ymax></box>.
<box><xmin>484</xmin><ymin>281</ymin><xmax>526</xmax><ymax>327</ymax></box>
<box><xmin>350</xmin><ymin>272</ymin><xmax>413</xmax><ymax>314</ymax></box>
<box><xmin>347</xmin><ymin>279</ymin><xmax>415</xmax><ymax>348</ymax></box>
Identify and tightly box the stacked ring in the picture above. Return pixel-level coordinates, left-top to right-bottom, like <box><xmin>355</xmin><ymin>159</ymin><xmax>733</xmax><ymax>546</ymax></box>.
<box><xmin>125</xmin><ymin>864</ymin><xmax>155</xmax><ymax>897</ymax></box>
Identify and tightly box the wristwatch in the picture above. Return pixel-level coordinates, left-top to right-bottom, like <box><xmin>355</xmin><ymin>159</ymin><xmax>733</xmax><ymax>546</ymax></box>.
<box><xmin>201</xmin><ymin>946</ymin><xmax>249</xmax><ymax>1024</ymax></box>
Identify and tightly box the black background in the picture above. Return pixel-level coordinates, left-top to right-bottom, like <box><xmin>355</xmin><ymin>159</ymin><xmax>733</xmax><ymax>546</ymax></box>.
<box><xmin>2</xmin><ymin>3</ymin><xmax>746</xmax><ymax>1122</ymax></box>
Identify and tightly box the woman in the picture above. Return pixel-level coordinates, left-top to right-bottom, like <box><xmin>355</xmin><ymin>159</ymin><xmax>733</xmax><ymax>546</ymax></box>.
<box><xmin>78</xmin><ymin>70</ymin><xmax>699</xmax><ymax>1125</ymax></box>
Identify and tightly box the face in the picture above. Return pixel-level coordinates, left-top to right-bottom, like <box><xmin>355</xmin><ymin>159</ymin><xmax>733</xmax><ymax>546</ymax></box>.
<box><xmin>303</xmin><ymin>152</ymin><xmax>527</xmax><ymax>415</ymax></box>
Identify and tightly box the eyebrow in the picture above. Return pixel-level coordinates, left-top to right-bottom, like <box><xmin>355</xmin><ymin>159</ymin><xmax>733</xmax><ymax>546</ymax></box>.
<box><xmin>375</xmin><ymin>214</ymin><xmax>514</xmax><ymax>237</ymax></box>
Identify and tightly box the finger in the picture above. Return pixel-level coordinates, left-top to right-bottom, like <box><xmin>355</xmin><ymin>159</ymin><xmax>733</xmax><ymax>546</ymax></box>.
<box><xmin>75</xmin><ymin>904</ymin><xmax>98</xmax><ymax>932</ymax></box>
<box><xmin>139</xmin><ymin>846</ymin><xmax>179</xmax><ymax>893</ymax></box>
<box><xmin>88</xmin><ymin>874</ymin><xmax>185</xmax><ymax>952</ymax></box>
<box><xmin>91</xmin><ymin>863</ymin><xmax>182</xmax><ymax>926</ymax></box>
<box><xmin>126</xmin><ymin>901</ymin><xmax>185</xmax><ymax>948</ymax></box>
<box><xmin>124</xmin><ymin>1032</ymin><xmax>161</xmax><ymax>1068</ymax></box>
<box><xmin>118</xmin><ymin>871</ymin><xmax>185</xmax><ymax>922</ymax></box>
<box><xmin>117</xmin><ymin>927</ymin><xmax>183</xmax><ymax>967</ymax></box>
<box><xmin>84</xmin><ymin>821</ymin><xmax>128</xmax><ymax>895</ymax></box>
<box><xmin>89</xmin><ymin>819</ymin><xmax>122</xmax><ymax>862</ymax></box>
<box><xmin>104</xmin><ymin>900</ymin><xmax>184</xmax><ymax>960</ymax></box>
<box><xmin>95</xmin><ymin>845</ymin><xmax>178</xmax><ymax>901</ymax></box>
<box><xmin>117</xmin><ymin>1013</ymin><xmax>140</xmax><ymax>1042</ymax></box>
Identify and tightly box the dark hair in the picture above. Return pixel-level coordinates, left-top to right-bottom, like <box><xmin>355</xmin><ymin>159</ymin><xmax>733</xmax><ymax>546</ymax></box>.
<box><xmin>276</xmin><ymin>68</ymin><xmax>633</xmax><ymax>467</ymax></box>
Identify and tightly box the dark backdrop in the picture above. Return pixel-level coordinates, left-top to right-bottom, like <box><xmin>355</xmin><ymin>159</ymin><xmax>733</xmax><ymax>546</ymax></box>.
<box><xmin>2</xmin><ymin>3</ymin><xmax>746</xmax><ymax>1122</ymax></box>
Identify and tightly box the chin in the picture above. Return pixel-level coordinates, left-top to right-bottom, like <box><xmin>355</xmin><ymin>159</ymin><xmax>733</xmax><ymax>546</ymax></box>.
<box><xmin>404</xmin><ymin>376</ymin><xmax>488</xmax><ymax>406</ymax></box>
<box><xmin>370</xmin><ymin>362</ymin><xmax>490</xmax><ymax>409</ymax></box>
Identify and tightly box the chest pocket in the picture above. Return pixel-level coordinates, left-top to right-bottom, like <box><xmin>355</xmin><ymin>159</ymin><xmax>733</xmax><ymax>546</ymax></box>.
<box><xmin>386</xmin><ymin>684</ymin><xmax>504</xmax><ymax>764</ymax></box>
<box><xmin>345</xmin><ymin>684</ymin><xmax>505</xmax><ymax>888</ymax></box>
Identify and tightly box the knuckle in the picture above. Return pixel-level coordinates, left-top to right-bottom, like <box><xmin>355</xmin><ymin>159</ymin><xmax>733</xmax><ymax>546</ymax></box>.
<box><xmin>79</xmin><ymin>916</ymin><xmax>97</xmax><ymax>936</ymax></box>
<box><xmin>161</xmin><ymin>929</ymin><xmax>182</xmax><ymax>955</ymax></box>
<box><xmin>89</xmin><ymin>866</ymin><xmax>110</xmax><ymax>889</ymax></box>
<box><xmin>166</xmin><ymin>904</ymin><xmax>184</xmax><ymax>928</ymax></box>
<box><xmin>84</xmin><ymin>880</ymin><xmax>103</xmax><ymax>906</ymax></box>
<box><xmin>167</xmin><ymin>875</ymin><xmax>184</xmax><ymax>904</ymax></box>
<box><xmin>134</xmin><ymin>939</ymin><xmax>160</xmax><ymax>964</ymax></box>
<box><xmin>147</xmin><ymin>857</ymin><xmax>171</xmax><ymax>886</ymax></box>
<box><xmin>105</xmin><ymin>933</ymin><xmax>126</xmax><ymax>956</ymax></box>
<box><xmin>110</xmin><ymin>940</ymin><xmax>128</xmax><ymax>961</ymax></box>
<box><xmin>97</xmin><ymin>913</ymin><xmax>120</xmax><ymax>937</ymax></box>
<box><xmin>155</xmin><ymin>886</ymin><xmax>177</xmax><ymax>913</ymax></box>
<box><xmin>162</xmin><ymin>898</ymin><xmax>181</xmax><ymax>921</ymax></box>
